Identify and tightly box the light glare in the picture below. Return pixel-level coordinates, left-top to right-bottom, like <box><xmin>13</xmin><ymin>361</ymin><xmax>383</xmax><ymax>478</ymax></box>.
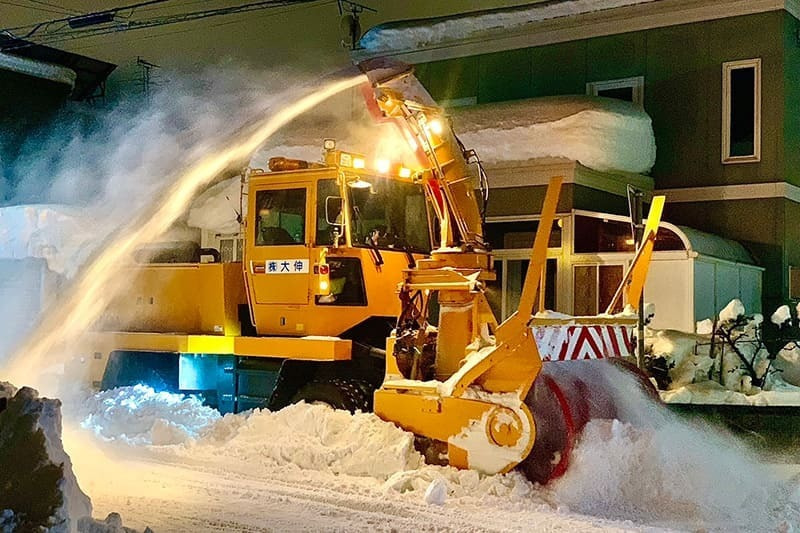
<box><xmin>376</xmin><ymin>159</ymin><xmax>391</xmax><ymax>174</ymax></box>
<box><xmin>428</xmin><ymin>119</ymin><xmax>443</xmax><ymax>135</ymax></box>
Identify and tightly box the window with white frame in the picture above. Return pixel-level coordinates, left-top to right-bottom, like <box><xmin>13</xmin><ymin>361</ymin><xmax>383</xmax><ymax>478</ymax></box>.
<box><xmin>586</xmin><ymin>76</ymin><xmax>645</xmax><ymax>106</ymax></box>
<box><xmin>722</xmin><ymin>58</ymin><xmax>761</xmax><ymax>163</ymax></box>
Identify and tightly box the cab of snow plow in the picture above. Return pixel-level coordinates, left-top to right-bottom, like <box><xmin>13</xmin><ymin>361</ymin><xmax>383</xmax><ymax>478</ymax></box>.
<box><xmin>91</xmin><ymin>142</ymin><xmax>432</xmax><ymax>414</ymax></box>
<box><xmin>243</xmin><ymin>148</ymin><xmax>429</xmax><ymax>337</ymax></box>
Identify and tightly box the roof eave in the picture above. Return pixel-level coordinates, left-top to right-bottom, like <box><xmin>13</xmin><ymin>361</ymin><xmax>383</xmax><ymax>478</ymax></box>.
<box><xmin>353</xmin><ymin>0</ymin><xmax>799</xmax><ymax>64</ymax></box>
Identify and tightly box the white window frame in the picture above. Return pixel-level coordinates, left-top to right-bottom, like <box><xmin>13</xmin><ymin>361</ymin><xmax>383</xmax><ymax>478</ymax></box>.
<box><xmin>722</xmin><ymin>58</ymin><xmax>762</xmax><ymax>164</ymax></box>
<box><xmin>586</xmin><ymin>76</ymin><xmax>645</xmax><ymax>106</ymax></box>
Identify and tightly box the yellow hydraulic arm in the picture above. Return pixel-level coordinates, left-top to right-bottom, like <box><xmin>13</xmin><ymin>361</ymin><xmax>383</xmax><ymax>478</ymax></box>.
<box><xmin>374</xmin><ymin>178</ymin><xmax>563</xmax><ymax>474</ymax></box>
<box><xmin>605</xmin><ymin>195</ymin><xmax>666</xmax><ymax>314</ymax></box>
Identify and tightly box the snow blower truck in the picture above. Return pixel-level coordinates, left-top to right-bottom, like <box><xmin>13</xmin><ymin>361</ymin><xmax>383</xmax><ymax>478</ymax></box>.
<box><xmin>87</xmin><ymin>60</ymin><xmax>665</xmax><ymax>484</ymax></box>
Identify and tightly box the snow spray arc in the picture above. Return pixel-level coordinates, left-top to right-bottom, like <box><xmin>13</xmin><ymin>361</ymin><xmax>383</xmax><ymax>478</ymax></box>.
<box><xmin>2</xmin><ymin>73</ymin><xmax>368</xmax><ymax>389</ymax></box>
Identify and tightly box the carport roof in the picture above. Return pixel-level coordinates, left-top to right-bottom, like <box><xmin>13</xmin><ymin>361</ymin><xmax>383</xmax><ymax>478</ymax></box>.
<box><xmin>0</xmin><ymin>34</ymin><xmax>115</xmax><ymax>100</ymax></box>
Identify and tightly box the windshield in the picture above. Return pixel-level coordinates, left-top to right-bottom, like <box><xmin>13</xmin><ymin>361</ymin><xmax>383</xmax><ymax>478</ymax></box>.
<box><xmin>347</xmin><ymin>176</ymin><xmax>430</xmax><ymax>254</ymax></box>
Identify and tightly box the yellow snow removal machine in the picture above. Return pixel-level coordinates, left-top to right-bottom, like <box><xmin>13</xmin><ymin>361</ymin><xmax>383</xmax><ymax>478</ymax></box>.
<box><xmin>89</xmin><ymin>60</ymin><xmax>664</xmax><ymax>484</ymax></box>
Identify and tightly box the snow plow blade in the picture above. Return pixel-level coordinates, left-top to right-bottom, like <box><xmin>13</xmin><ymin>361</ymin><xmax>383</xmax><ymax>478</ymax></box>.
<box><xmin>521</xmin><ymin>358</ymin><xmax>658</xmax><ymax>484</ymax></box>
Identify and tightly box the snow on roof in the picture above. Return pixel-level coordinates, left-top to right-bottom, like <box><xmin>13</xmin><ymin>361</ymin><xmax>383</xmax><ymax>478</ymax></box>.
<box><xmin>678</xmin><ymin>225</ymin><xmax>756</xmax><ymax>265</ymax></box>
<box><xmin>359</xmin><ymin>0</ymin><xmax>657</xmax><ymax>54</ymax></box>
<box><xmin>451</xmin><ymin>95</ymin><xmax>656</xmax><ymax>174</ymax></box>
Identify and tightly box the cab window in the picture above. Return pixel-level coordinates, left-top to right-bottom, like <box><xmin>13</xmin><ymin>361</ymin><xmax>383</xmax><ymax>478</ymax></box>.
<box><xmin>316</xmin><ymin>179</ymin><xmax>341</xmax><ymax>246</ymax></box>
<box><xmin>348</xmin><ymin>178</ymin><xmax>430</xmax><ymax>254</ymax></box>
<box><xmin>254</xmin><ymin>189</ymin><xmax>306</xmax><ymax>246</ymax></box>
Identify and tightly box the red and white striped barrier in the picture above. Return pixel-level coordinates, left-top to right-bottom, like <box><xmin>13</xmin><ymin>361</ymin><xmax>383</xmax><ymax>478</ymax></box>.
<box><xmin>533</xmin><ymin>324</ymin><xmax>635</xmax><ymax>361</ymax></box>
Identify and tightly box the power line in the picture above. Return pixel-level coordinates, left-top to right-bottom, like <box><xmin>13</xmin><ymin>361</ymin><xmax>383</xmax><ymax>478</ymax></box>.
<box><xmin>0</xmin><ymin>0</ymin><xmax>324</xmax><ymax>50</ymax></box>
<box><xmin>3</xmin><ymin>0</ymin><xmax>173</xmax><ymax>35</ymax></box>
<box><xmin>66</xmin><ymin>0</ymin><xmax>336</xmax><ymax>52</ymax></box>
<box><xmin>0</xmin><ymin>0</ymin><xmax>72</xmax><ymax>16</ymax></box>
<box><xmin>23</xmin><ymin>0</ymin><xmax>81</xmax><ymax>15</ymax></box>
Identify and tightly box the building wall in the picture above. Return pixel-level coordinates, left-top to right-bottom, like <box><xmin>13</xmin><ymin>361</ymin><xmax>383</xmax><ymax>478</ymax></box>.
<box><xmin>415</xmin><ymin>9</ymin><xmax>799</xmax><ymax>313</ymax></box>
<box><xmin>784</xmin><ymin>12</ymin><xmax>800</xmax><ymax>187</ymax></box>
<box><xmin>415</xmin><ymin>12</ymin><xmax>787</xmax><ymax>190</ymax></box>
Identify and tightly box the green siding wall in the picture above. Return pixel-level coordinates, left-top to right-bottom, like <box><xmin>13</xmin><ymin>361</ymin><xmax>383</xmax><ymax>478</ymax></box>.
<box><xmin>415</xmin><ymin>56</ymin><xmax>479</xmax><ymax>103</ymax></box>
<box><xmin>530</xmin><ymin>41</ymin><xmax>586</xmax><ymax>97</ymax></box>
<box><xmin>415</xmin><ymin>12</ymin><xmax>788</xmax><ymax>190</ymax></box>
<box><xmin>586</xmin><ymin>32</ymin><xmax>646</xmax><ymax>83</ymax></box>
<box><xmin>784</xmin><ymin>12</ymin><xmax>800</xmax><ymax>187</ymax></box>
<box><xmin>478</xmin><ymin>48</ymin><xmax>532</xmax><ymax>103</ymax></box>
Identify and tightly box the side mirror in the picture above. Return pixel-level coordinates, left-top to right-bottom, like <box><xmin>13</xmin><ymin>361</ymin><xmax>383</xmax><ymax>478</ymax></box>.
<box><xmin>325</xmin><ymin>196</ymin><xmax>343</xmax><ymax>225</ymax></box>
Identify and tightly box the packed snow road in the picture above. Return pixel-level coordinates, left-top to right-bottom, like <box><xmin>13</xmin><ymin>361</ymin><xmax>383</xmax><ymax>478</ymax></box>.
<box><xmin>63</xmin><ymin>385</ymin><xmax>800</xmax><ymax>532</ymax></box>
<box><xmin>66</xmin><ymin>433</ymin><xmax>634</xmax><ymax>532</ymax></box>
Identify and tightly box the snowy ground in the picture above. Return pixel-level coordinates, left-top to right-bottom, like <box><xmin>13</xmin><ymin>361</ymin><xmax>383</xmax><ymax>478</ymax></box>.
<box><xmin>61</xmin><ymin>385</ymin><xmax>800</xmax><ymax>533</ymax></box>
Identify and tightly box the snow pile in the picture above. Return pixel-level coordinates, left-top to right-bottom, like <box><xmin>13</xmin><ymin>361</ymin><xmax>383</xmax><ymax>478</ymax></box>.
<box><xmin>649</xmin><ymin>299</ymin><xmax>800</xmax><ymax>405</ymax></box>
<box><xmin>0</xmin><ymin>382</ymin><xmax>92</xmax><ymax>532</ymax></box>
<box><xmin>78</xmin><ymin>386</ymin><xmax>421</xmax><ymax>478</ymax></box>
<box><xmin>719</xmin><ymin>298</ymin><xmax>746</xmax><ymax>323</ymax></box>
<box><xmin>454</xmin><ymin>96</ymin><xmax>656</xmax><ymax>174</ymax></box>
<box><xmin>551</xmin><ymin>418</ymin><xmax>778</xmax><ymax>529</ymax></box>
<box><xmin>0</xmin><ymin>205</ymin><xmax>95</xmax><ymax>275</ymax></box>
<box><xmin>548</xmin><ymin>365</ymin><xmax>795</xmax><ymax>530</ymax></box>
<box><xmin>360</xmin><ymin>0</ymin><xmax>655</xmax><ymax>53</ymax></box>
<box><xmin>78</xmin><ymin>513</ymin><xmax>151</xmax><ymax>533</ymax></box>
<box><xmin>772</xmin><ymin>304</ymin><xmax>792</xmax><ymax>326</ymax></box>
<box><xmin>196</xmin><ymin>401</ymin><xmax>423</xmax><ymax>478</ymax></box>
<box><xmin>76</xmin><ymin>385</ymin><xmax>537</xmax><ymax>504</ymax></box>
<box><xmin>81</xmin><ymin>385</ymin><xmax>221</xmax><ymax>446</ymax></box>
<box><xmin>775</xmin><ymin>343</ymin><xmax>800</xmax><ymax>387</ymax></box>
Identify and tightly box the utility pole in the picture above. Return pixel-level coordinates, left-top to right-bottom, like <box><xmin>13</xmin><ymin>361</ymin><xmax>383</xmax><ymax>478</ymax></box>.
<box><xmin>136</xmin><ymin>56</ymin><xmax>159</xmax><ymax>101</ymax></box>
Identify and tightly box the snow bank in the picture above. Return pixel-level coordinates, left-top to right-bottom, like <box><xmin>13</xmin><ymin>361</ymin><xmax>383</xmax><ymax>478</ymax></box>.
<box><xmin>660</xmin><ymin>380</ymin><xmax>800</xmax><ymax>406</ymax></box>
<box><xmin>453</xmin><ymin>96</ymin><xmax>656</xmax><ymax>174</ymax></box>
<box><xmin>0</xmin><ymin>383</ymin><xmax>92</xmax><ymax>532</ymax></box>
<box><xmin>76</xmin><ymin>385</ymin><xmax>536</xmax><ymax>505</ymax></box>
<box><xmin>360</xmin><ymin>0</ymin><xmax>656</xmax><ymax>53</ymax></box>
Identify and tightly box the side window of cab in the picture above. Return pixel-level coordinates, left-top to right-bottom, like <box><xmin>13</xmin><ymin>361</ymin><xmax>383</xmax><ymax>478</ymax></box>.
<box><xmin>255</xmin><ymin>189</ymin><xmax>306</xmax><ymax>246</ymax></box>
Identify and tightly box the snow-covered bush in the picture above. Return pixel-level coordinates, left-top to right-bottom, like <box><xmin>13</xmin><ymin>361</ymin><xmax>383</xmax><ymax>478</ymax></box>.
<box><xmin>647</xmin><ymin>299</ymin><xmax>800</xmax><ymax>397</ymax></box>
